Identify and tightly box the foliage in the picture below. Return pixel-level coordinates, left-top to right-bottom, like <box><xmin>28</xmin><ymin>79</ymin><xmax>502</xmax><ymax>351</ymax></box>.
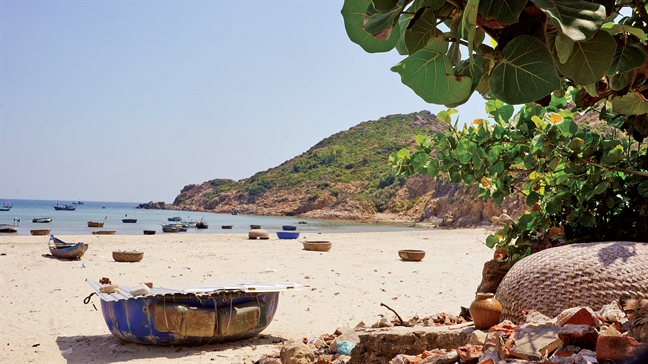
<box><xmin>390</xmin><ymin>96</ymin><xmax>648</xmax><ymax>261</ymax></box>
<box><xmin>343</xmin><ymin>0</ymin><xmax>648</xmax><ymax>260</ymax></box>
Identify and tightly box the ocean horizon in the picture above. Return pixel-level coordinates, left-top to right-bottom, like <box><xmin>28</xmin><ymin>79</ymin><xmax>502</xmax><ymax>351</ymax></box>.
<box><xmin>0</xmin><ymin>199</ymin><xmax>425</xmax><ymax>236</ymax></box>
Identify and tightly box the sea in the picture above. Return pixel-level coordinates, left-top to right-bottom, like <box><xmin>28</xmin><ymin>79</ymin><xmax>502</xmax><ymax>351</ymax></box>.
<box><xmin>0</xmin><ymin>199</ymin><xmax>423</xmax><ymax>236</ymax></box>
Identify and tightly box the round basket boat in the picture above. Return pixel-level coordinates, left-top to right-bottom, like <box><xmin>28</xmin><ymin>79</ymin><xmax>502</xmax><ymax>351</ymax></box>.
<box><xmin>302</xmin><ymin>241</ymin><xmax>332</xmax><ymax>252</ymax></box>
<box><xmin>249</xmin><ymin>229</ymin><xmax>269</xmax><ymax>240</ymax></box>
<box><xmin>30</xmin><ymin>229</ymin><xmax>51</xmax><ymax>236</ymax></box>
<box><xmin>398</xmin><ymin>249</ymin><xmax>426</xmax><ymax>261</ymax></box>
<box><xmin>113</xmin><ymin>251</ymin><xmax>144</xmax><ymax>263</ymax></box>
<box><xmin>495</xmin><ymin>241</ymin><xmax>648</xmax><ymax>323</ymax></box>
<box><xmin>276</xmin><ymin>231</ymin><xmax>300</xmax><ymax>239</ymax></box>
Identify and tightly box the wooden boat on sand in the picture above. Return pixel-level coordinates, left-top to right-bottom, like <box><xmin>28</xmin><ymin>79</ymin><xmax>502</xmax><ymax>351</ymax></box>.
<box><xmin>48</xmin><ymin>235</ymin><xmax>88</xmax><ymax>260</ymax></box>
<box><xmin>86</xmin><ymin>281</ymin><xmax>302</xmax><ymax>345</ymax></box>
<box><xmin>0</xmin><ymin>224</ymin><xmax>19</xmax><ymax>233</ymax></box>
<box><xmin>31</xmin><ymin>229</ymin><xmax>51</xmax><ymax>236</ymax></box>
<box><xmin>92</xmin><ymin>230</ymin><xmax>116</xmax><ymax>235</ymax></box>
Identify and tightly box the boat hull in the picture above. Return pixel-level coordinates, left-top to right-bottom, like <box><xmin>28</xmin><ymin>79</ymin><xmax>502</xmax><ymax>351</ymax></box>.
<box><xmin>49</xmin><ymin>242</ymin><xmax>88</xmax><ymax>259</ymax></box>
<box><xmin>88</xmin><ymin>221</ymin><xmax>104</xmax><ymax>228</ymax></box>
<box><xmin>122</xmin><ymin>219</ymin><xmax>137</xmax><ymax>223</ymax></box>
<box><xmin>276</xmin><ymin>231</ymin><xmax>300</xmax><ymax>239</ymax></box>
<box><xmin>33</xmin><ymin>218</ymin><xmax>52</xmax><ymax>223</ymax></box>
<box><xmin>31</xmin><ymin>229</ymin><xmax>51</xmax><ymax>236</ymax></box>
<box><xmin>100</xmin><ymin>292</ymin><xmax>280</xmax><ymax>345</ymax></box>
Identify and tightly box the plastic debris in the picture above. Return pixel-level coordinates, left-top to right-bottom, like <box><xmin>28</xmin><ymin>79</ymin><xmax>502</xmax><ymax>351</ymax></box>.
<box><xmin>336</xmin><ymin>340</ymin><xmax>355</xmax><ymax>355</ymax></box>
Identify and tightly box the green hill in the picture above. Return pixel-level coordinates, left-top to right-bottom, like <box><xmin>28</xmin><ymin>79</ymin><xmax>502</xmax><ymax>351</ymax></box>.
<box><xmin>166</xmin><ymin>110</ymin><xmax>523</xmax><ymax>225</ymax></box>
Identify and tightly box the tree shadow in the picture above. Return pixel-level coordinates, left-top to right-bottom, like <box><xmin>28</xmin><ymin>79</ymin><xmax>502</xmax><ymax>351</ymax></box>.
<box><xmin>55</xmin><ymin>333</ymin><xmax>287</xmax><ymax>363</ymax></box>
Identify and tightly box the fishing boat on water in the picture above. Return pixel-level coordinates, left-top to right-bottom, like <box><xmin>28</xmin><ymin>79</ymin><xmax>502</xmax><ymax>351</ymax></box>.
<box><xmin>48</xmin><ymin>235</ymin><xmax>88</xmax><ymax>260</ymax></box>
<box><xmin>53</xmin><ymin>202</ymin><xmax>76</xmax><ymax>211</ymax></box>
<box><xmin>32</xmin><ymin>217</ymin><xmax>52</xmax><ymax>223</ymax></box>
<box><xmin>0</xmin><ymin>202</ymin><xmax>12</xmax><ymax>211</ymax></box>
<box><xmin>86</xmin><ymin>281</ymin><xmax>302</xmax><ymax>345</ymax></box>
<box><xmin>88</xmin><ymin>217</ymin><xmax>107</xmax><ymax>227</ymax></box>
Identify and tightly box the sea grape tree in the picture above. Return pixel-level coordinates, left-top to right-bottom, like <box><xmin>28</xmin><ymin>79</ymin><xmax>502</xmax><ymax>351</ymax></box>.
<box><xmin>342</xmin><ymin>0</ymin><xmax>648</xmax><ymax>259</ymax></box>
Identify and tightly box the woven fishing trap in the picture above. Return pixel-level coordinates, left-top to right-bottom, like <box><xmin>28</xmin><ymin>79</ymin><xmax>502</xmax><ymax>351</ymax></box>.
<box><xmin>495</xmin><ymin>241</ymin><xmax>648</xmax><ymax>324</ymax></box>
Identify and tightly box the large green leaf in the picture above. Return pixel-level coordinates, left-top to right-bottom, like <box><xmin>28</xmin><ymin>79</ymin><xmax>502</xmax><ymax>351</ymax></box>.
<box><xmin>363</xmin><ymin>0</ymin><xmax>407</xmax><ymax>38</ymax></box>
<box><xmin>478</xmin><ymin>0</ymin><xmax>527</xmax><ymax>26</ymax></box>
<box><xmin>531</xmin><ymin>0</ymin><xmax>606</xmax><ymax>41</ymax></box>
<box><xmin>489</xmin><ymin>36</ymin><xmax>561</xmax><ymax>104</ymax></box>
<box><xmin>555</xmin><ymin>30</ymin><xmax>616</xmax><ymax>85</ymax></box>
<box><xmin>391</xmin><ymin>49</ymin><xmax>473</xmax><ymax>105</ymax></box>
<box><xmin>601</xmin><ymin>23</ymin><xmax>646</xmax><ymax>44</ymax></box>
<box><xmin>341</xmin><ymin>0</ymin><xmax>401</xmax><ymax>53</ymax></box>
<box><xmin>462</xmin><ymin>0</ymin><xmax>479</xmax><ymax>56</ymax></box>
<box><xmin>403</xmin><ymin>7</ymin><xmax>440</xmax><ymax>54</ymax></box>
<box><xmin>395</xmin><ymin>13</ymin><xmax>415</xmax><ymax>55</ymax></box>
<box><xmin>611</xmin><ymin>92</ymin><xmax>648</xmax><ymax>115</ymax></box>
<box><xmin>555</xmin><ymin>33</ymin><xmax>574</xmax><ymax>64</ymax></box>
<box><xmin>606</xmin><ymin>43</ymin><xmax>647</xmax><ymax>76</ymax></box>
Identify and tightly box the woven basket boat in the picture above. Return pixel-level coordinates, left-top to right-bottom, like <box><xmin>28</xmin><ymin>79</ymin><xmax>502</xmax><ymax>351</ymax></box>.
<box><xmin>495</xmin><ymin>241</ymin><xmax>648</xmax><ymax>323</ymax></box>
<box><xmin>302</xmin><ymin>241</ymin><xmax>332</xmax><ymax>252</ymax></box>
<box><xmin>113</xmin><ymin>251</ymin><xmax>144</xmax><ymax>262</ymax></box>
<box><xmin>398</xmin><ymin>249</ymin><xmax>426</xmax><ymax>261</ymax></box>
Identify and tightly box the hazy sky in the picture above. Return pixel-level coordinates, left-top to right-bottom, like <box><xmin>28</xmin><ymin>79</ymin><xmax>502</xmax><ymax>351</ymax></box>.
<box><xmin>1</xmin><ymin>0</ymin><xmax>488</xmax><ymax>203</ymax></box>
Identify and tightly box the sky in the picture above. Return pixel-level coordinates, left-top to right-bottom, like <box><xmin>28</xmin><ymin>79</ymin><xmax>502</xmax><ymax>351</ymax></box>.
<box><xmin>0</xmin><ymin>0</ymin><xmax>489</xmax><ymax>203</ymax></box>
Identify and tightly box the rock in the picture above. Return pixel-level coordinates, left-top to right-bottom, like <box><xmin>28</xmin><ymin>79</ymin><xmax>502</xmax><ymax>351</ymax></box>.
<box><xmin>419</xmin><ymin>350</ymin><xmax>458</xmax><ymax>364</ymax></box>
<box><xmin>596</xmin><ymin>335</ymin><xmax>648</xmax><ymax>364</ymax></box>
<box><xmin>597</xmin><ymin>300</ymin><xmax>627</xmax><ymax>323</ymax></box>
<box><xmin>467</xmin><ymin>330</ymin><xmax>487</xmax><ymax>346</ymax></box>
<box><xmin>457</xmin><ymin>344</ymin><xmax>482</xmax><ymax>363</ymax></box>
<box><xmin>522</xmin><ymin>309</ymin><xmax>553</xmax><ymax>325</ymax></box>
<box><xmin>557</xmin><ymin>324</ymin><xmax>598</xmax><ymax>349</ymax></box>
<box><xmin>348</xmin><ymin>325</ymin><xmax>474</xmax><ymax>364</ymax></box>
<box><xmin>476</xmin><ymin>260</ymin><xmax>509</xmax><ymax>294</ymax></box>
<box><xmin>508</xmin><ymin>325</ymin><xmax>562</xmax><ymax>361</ymax></box>
<box><xmin>280</xmin><ymin>341</ymin><xmax>315</xmax><ymax>364</ymax></box>
<box><xmin>316</xmin><ymin>354</ymin><xmax>333</xmax><ymax>364</ymax></box>
<box><xmin>257</xmin><ymin>358</ymin><xmax>282</xmax><ymax>364</ymax></box>
<box><xmin>556</xmin><ymin>307</ymin><xmax>601</xmax><ymax>328</ymax></box>
<box><xmin>331</xmin><ymin>355</ymin><xmax>351</xmax><ymax>364</ymax></box>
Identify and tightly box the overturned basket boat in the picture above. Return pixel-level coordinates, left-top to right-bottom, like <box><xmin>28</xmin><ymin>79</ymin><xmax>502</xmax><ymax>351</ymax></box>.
<box><xmin>496</xmin><ymin>241</ymin><xmax>648</xmax><ymax>323</ymax></box>
<box><xmin>113</xmin><ymin>251</ymin><xmax>144</xmax><ymax>262</ymax></box>
<box><xmin>302</xmin><ymin>241</ymin><xmax>332</xmax><ymax>252</ymax></box>
<box><xmin>86</xmin><ymin>281</ymin><xmax>302</xmax><ymax>345</ymax></box>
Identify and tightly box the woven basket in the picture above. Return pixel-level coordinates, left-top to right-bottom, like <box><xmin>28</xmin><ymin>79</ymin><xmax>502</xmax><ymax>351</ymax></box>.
<box><xmin>302</xmin><ymin>241</ymin><xmax>332</xmax><ymax>252</ymax></box>
<box><xmin>495</xmin><ymin>241</ymin><xmax>648</xmax><ymax>323</ymax></box>
<box><xmin>248</xmin><ymin>229</ymin><xmax>269</xmax><ymax>240</ymax></box>
<box><xmin>113</xmin><ymin>251</ymin><xmax>144</xmax><ymax>262</ymax></box>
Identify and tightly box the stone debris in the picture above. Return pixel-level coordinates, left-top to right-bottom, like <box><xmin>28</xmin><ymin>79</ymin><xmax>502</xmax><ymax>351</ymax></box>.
<box><xmin>258</xmin><ymin>300</ymin><xmax>648</xmax><ymax>364</ymax></box>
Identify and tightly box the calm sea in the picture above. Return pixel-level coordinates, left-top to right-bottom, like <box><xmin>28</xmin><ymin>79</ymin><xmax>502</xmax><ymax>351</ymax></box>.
<box><xmin>0</xmin><ymin>199</ymin><xmax>422</xmax><ymax>236</ymax></box>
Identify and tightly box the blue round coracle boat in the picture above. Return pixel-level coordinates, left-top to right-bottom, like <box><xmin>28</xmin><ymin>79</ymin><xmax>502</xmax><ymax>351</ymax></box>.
<box><xmin>87</xmin><ymin>281</ymin><xmax>301</xmax><ymax>345</ymax></box>
<box><xmin>276</xmin><ymin>231</ymin><xmax>300</xmax><ymax>239</ymax></box>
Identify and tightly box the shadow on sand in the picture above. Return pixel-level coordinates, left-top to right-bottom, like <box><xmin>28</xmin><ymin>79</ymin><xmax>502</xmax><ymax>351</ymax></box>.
<box><xmin>56</xmin><ymin>333</ymin><xmax>287</xmax><ymax>363</ymax></box>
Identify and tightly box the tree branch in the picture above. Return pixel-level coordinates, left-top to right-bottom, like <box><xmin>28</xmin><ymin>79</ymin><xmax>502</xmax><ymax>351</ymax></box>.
<box><xmin>579</xmin><ymin>158</ymin><xmax>648</xmax><ymax>178</ymax></box>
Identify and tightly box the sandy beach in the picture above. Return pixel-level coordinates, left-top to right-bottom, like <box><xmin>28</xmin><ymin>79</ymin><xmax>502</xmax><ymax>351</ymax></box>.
<box><xmin>0</xmin><ymin>228</ymin><xmax>493</xmax><ymax>363</ymax></box>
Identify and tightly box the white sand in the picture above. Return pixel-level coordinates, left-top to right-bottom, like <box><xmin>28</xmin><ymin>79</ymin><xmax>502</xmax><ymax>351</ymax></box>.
<box><xmin>0</xmin><ymin>229</ymin><xmax>493</xmax><ymax>363</ymax></box>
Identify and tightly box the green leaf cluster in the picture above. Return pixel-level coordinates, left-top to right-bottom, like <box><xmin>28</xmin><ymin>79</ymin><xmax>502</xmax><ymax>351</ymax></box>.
<box><xmin>389</xmin><ymin>95</ymin><xmax>648</xmax><ymax>260</ymax></box>
<box><xmin>342</xmin><ymin>0</ymin><xmax>648</xmax><ymax>110</ymax></box>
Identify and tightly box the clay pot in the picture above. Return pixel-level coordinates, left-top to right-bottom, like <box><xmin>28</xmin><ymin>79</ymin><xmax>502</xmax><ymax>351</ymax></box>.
<box><xmin>469</xmin><ymin>292</ymin><xmax>502</xmax><ymax>329</ymax></box>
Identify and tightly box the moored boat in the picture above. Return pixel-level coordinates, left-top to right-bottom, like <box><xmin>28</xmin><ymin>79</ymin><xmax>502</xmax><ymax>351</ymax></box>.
<box><xmin>162</xmin><ymin>224</ymin><xmax>179</xmax><ymax>233</ymax></box>
<box><xmin>32</xmin><ymin>217</ymin><xmax>52</xmax><ymax>223</ymax></box>
<box><xmin>86</xmin><ymin>281</ymin><xmax>302</xmax><ymax>345</ymax></box>
<box><xmin>88</xmin><ymin>221</ymin><xmax>104</xmax><ymax>228</ymax></box>
<box><xmin>31</xmin><ymin>229</ymin><xmax>51</xmax><ymax>236</ymax></box>
<box><xmin>143</xmin><ymin>230</ymin><xmax>156</xmax><ymax>235</ymax></box>
<box><xmin>0</xmin><ymin>224</ymin><xmax>18</xmax><ymax>233</ymax></box>
<box><xmin>92</xmin><ymin>230</ymin><xmax>116</xmax><ymax>235</ymax></box>
<box><xmin>221</xmin><ymin>225</ymin><xmax>233</xmax><ymax>229</ymax></box>
<box><xmin>282</xmin><ymin>225</ymin><xmax>297</xmax><ymax>231</ymax></box>
<box><xmin>0</xmin><ymin>202</ymin><xmax>12</xmax><ymax>211</ymax></box>
<box><xmin>48</xmin><ymin>235</ymin><xmax>87</xmax><ymax>260</ymax></box>
<box><xmin>168</xmin><ymin>216</ymin><xmax>181</xmax><ymax>222</ymax></box>
<box><xmin>196</xmin><ymin>219</ymin><xmax>209</xmax><ymax>229</ymax></box>
<box><xmin>122</xmin><ymin>218</ymin><xmax>137</xmax><ymax>223</ymax></box>
<box><xmin>53</xmin><ymin>202</ymin><xmax>76</xmax><ymax>211</ymax></box>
